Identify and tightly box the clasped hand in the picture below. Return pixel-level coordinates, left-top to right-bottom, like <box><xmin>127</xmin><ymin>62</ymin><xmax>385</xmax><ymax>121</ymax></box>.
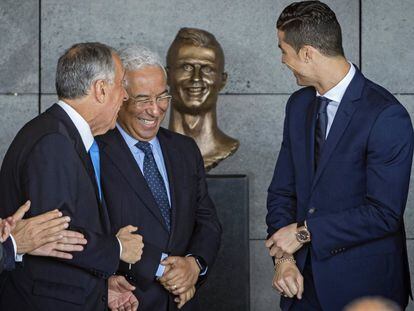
<box><xmin>159</xmin><ymin>256</ymin><xmax>200</xmax><ymax>309</ymax></box>
<box><xmin>265</xmin><ymin>223</ymin><xmax>302</xmax><ymax>258</ymax></box>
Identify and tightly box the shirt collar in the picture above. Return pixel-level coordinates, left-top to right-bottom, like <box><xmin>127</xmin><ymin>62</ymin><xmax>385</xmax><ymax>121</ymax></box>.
<box><xmin>57</xmin><ymin>100</ymin><xmax>94</xmax><ymax>151</ymax></box>
<box><xmin>316</xmin><ymin>62</ymin><xmax>356</xmax><ymax>103</ymax></box>
<box><xmin>116</xmin><ymin>123</ymin><xmax>160</xmax><ymax>152</ymax></box>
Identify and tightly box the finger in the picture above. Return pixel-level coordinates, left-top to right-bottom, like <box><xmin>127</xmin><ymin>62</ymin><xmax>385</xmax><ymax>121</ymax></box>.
<box><xmin>59</xmin><ymin>235</ymin><xmax>88</xmax><ymax>245</ymax></box>
<box><xmin>161</xmin><ymin>256</ymin><xmax>178</xmax><ymax>265</ymax></box>
<box><xmin>264</xmin><ymin>238</ymin><xmax>274</xmax><ymax>248</ymax></box>
<box><xmin>38</xmin><ymin>216</ymin><xmax>71</xmax><ymax>233</ymax></box>
<box><xmin>55</xmin><ymin>243</ymin><xmax>84</xmax><ymax>252</ymax></box>
<box><xmin>12</xmin><ymin>201</ymin><xmax>31</xmax><ymax>222</ymax></box>
<box><xmin>122</xmin><ymin>225</ymin><xmax>138</xmax><ymax>234</ymax></box>
<box><xmin>285</xmin><ymin>277</ymin><xmax>298</xmax><ymax>297</ymax></box>
<box><xmin>278</xmin><ymin>280</ymin><xmax>294</xmax><ymax>298</ymax></box>
<box><xmin>48</xmin><ymin>250</ymin><xmax>73</xmax><ymax>259</ymax></box>
<box><xmin>31</xmin><ymin>209</ymin><xmax>63</xmax><ymax>225</ymax></box>
<box><xmin>131</xmin><ymin>300</ymin><xmax>139</xmax><ymax>311</ymax></box>
<box><xmin>61</xmin><ymin>229</ymin><xmax>85</xmax><ymax>239</ymax></box>
<box><xmin>117</xmin><ymin>276</ymin><xmax>136</xmax><ymax>291</ymax></box>
<box><xmin>296</xmin><ymin>274</ymin><xmax>304</xmax><ymax>299</ymax></box>
<box><xmin>124</xmin><ymin>302</ymin><xmax>132</xmax><ymax>311</ymax></box>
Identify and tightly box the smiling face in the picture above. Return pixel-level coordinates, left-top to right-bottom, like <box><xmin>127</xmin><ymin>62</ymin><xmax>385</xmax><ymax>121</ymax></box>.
<box><xmin>117</xmin><ymin>65</ymin><xmax>168</xmax><ymax>141</ymax></box>
<box><xmin>277</xmin><ymin>30</ymin><xmax>312</xmax><ymax>86</ymax></box>
<box><xmin>167</xmin><ymin>43</ymin><xmax>227</xmax><ymax>114</ymax></box>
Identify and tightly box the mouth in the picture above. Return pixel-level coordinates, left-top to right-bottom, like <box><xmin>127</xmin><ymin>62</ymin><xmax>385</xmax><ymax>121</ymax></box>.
<box><xmin>185</xmin><ymin>86</ymin><xmax>207</xmax><ymax>97</ymax></box>
<box><xmin>138</xmin><ymin>117</ymin><xmax>157</xmax><ymax>127</ymax></box>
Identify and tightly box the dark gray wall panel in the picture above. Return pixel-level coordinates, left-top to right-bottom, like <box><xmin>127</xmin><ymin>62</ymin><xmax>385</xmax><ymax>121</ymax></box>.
<box><xmin>210</xmin><ymin>94</ymin><xmax>287</xmax><ymax>239</ymax></box>
<box><xmin>362</xmin><ymin>0</ymin><xmax>414</xmax><ymax>93</ymax></box>
<box><xmin>0</xmin><ymin>95</ymin><xmax>38</xmax><ymax>161</ymax></box>
<box><xmin>40</xmin><ymin>0</ymin><xmax>359</xmax><ymax>94</ymax></box>
<box><xmin>0</xmin><ymin>0</ymin><xmax>39</xmax><ymax>93</ymax></box>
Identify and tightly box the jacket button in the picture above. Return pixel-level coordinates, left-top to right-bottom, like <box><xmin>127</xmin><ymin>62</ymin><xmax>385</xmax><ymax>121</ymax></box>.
<box><xmin>308</xmin><ymin>207</ymin><xmax>316</xmax><ymax>214</ymax></box>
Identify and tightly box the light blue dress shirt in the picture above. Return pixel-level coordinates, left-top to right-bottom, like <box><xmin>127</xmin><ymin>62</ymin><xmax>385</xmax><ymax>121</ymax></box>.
<box><xmin>117</xmin><ymin>124</ymin><xmax>170</xmax><ymax>277</ymax></box>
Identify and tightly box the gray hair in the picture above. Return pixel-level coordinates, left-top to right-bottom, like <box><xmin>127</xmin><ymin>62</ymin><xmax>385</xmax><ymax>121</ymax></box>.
<box><xmin>55</xmin><ymin>42</ymin><xmax>115</xmax><ymax>99</ymax></box>
<box><xmin>119</xmin><ymin>45</ymin><xmax>166</xmax><ymax>76</ymax></box>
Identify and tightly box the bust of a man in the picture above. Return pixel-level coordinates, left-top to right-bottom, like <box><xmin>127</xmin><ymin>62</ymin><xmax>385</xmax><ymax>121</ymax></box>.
<box><xmin>167</xmin><ymin>27</ymin><xmax>239</xmax><ymax>171</ymax></box>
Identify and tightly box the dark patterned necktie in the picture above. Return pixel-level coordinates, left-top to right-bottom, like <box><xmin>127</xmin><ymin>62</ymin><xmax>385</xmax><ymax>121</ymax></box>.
<box><xmin>135</xmin><ymin>141</ymin><xmax>171</xmax><ymax>232</ymax></box>
<box><xmin>314</xmin><ymin>96</ymin><xmax>330</xmax><ymax>170</ymax></box>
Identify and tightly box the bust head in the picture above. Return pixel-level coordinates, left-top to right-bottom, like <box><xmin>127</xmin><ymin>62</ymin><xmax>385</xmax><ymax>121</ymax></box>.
<box><xmin>167</xmin><ymin>27</ymin><xmax>227</xmax><ymax>115</ymax></box>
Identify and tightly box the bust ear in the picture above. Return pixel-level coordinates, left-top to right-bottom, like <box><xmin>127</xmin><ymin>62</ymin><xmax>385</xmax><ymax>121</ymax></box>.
<box><xmin>220</xmin><ymin>72</ymin><xmax>228</xmax><ymax>90</ymax></box>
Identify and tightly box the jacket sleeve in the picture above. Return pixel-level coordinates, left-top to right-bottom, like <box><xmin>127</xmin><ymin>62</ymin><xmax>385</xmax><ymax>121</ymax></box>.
<box><xmin>266</xmin><ymin>98</ymin><xmax>297</xmax><ymax>237</ymax></box>
<box><xmin>21</xmin><ymin>133</ymin><xmax>120</xmax><ymax>278</ymax></box>
<box><xmin>185</xmin><ymin>140</ymin><xmax>222</xmax><ymax>275</ymax></box>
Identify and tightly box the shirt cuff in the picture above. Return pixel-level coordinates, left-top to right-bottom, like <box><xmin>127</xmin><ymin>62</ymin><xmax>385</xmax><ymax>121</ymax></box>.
<box><xmin>116</xmin><ymin>237</ymin><xmax>122</xmax><ymax>258</ymax></box>
<box><xmin>155</xmin><ymin>253</ymin><xmax>169</xmax><ymax>277</ymax></box>
<box><xmin>10</xmin><ymin>234</ymin><xmax>24</xmax><ymax>262</ymax></box>
<box><xmin>186</xmin><ymin>254</ymin><xmax>208</xmax><ymax>275</ymax></box>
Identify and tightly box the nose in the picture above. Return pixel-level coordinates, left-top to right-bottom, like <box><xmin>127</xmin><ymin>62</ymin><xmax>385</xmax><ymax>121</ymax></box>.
<box><xmin>191</xmin><ymin>65</ymin><xmax>201</xmax><ymax>82</ymax></box>
<box><xmin>148</xmin><ymin>100</ymin><xmax>162</xmax><ymax>117</ymax></box>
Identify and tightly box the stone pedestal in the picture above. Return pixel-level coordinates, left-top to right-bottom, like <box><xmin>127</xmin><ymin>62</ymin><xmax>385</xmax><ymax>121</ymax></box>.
<box><xmin>199</xmin><ymin>175</ymin><xmax>249</xmax><ymax>310</ymax></box>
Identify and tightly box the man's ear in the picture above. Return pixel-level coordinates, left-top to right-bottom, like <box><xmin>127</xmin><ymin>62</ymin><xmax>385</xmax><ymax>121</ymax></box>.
<box><xmin>220</xmin><ymin>72</ymin><xmax>228</xmax><ymax>91</ymax></box>
<box><xmin>300</xmin><ymin>45</ymin><xmax>315</xmax><ymax>63</ymax></box>
<box><xmin>93</xmin><ymin>79</ymin><xmax>106</xmax><ymax>103</ymax></box>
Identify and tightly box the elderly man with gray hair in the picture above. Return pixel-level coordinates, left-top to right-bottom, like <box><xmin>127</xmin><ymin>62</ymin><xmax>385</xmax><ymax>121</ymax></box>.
<box><xmin>98</xmin><ymin>45</ymin><xmax>222</xmax><ymax>310</ymax></box>
<box><xmin>0</xmin><ymin>42</ymin><xmax>144</xmax><ymax>311</ymax></box>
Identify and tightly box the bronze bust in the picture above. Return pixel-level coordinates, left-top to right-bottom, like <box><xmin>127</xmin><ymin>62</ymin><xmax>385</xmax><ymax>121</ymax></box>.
<box><xmin>167</xmin><ymin>27</ymin><xmax>239</xmax><ymax>171</ymax></box>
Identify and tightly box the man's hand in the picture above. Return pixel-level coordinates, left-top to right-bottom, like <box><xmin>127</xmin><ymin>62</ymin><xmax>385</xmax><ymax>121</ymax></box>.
<box><xmin>116</xmin><ymin>225</ymin><xmax>144</xmax><ymax>264</ymax></box>
<box><xmin>265</xmin><ymin>223</ymin><xmax>302</xmax><ymax>255</ymax></box>
<box><xmin>108</xmin><ymin>275</ymin><xmax>139</xmax><ymax>311</ymax></box>
<box><xmin>29</xmin><ymin>229</ymin><xmax>87</xmax><ymax>259</ymax></box>
<box><xmin>11</xmin><ymin>207</ymin><xmax>73</xmax><ymax>254</ymax></box>
<box><xmin>159</xmin><ymin>256</ymin><xmax>200</xmax><ymax>295</ymax></box>
<box><xmin>273</xmin><ymin>261</ymin><xmax>303</xmax><ymax>299</ymax></box>
<box><xmin>0</xmin><ymin>201</ymin><xmax>31</xmax><ymax>242</ymax></box>
<box><xmin>174</xmin><ymin>286</ymin><xmax>196</xmax><ymax>309</ymax></box>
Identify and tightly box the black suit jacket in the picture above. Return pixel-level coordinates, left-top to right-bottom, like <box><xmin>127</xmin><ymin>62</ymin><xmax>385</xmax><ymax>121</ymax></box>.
<box><xmin>98</xmin><ymin>127</ymin><xmax>222</xmax><ymax>311</ymax></box>
<box><xmin>0</xmin><ymin>104</ymin><xmax>120</xmax><ymax>311</ymax></box>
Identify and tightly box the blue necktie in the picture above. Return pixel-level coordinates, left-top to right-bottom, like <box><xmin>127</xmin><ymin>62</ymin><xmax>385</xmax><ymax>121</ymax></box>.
<box><xmin>135</xmin><ymin>141</ymin><xmax>171</xmax><ymax>232</ymax></box>
<box><xmin>89</xmin><ymin>140</ymin><xmax>102</xmax><ymax>200</ymax></box>
<box><xmin>315</xmin><ymin>96</ymin><xmax>330</xmax><ymax>170</ymax></box>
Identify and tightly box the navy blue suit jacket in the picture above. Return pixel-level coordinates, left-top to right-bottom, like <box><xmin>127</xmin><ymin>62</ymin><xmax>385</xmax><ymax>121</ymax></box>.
<box><xmin>98</xmin><ymin>127</ymin><xmax>222</xmax><ymax>311</ymax></box>
<box><xmin>0</xmin><ymin>104</ymin><xmax>120</xmax><ymax>311</ymax></box>
<box><xmin>267</xmin><ymin>70</ymin><xmax>413</xmax><ymax>310</ymax></box>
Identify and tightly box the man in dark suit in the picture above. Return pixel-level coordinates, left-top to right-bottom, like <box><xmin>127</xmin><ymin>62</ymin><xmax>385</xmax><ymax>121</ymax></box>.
<box><xmin>0</xmin><ymin>42</ymin><xmax>144</xmax><ymax>311</ymax></box>
<box><xmin>265</xmin><ymin>2</ymin><xmax>413</xmax><ymax>310</ymax></box>
<box><xmin>98</xmin><ymin>45</ymin><xmax>222</xmax><ymax>310</ymax></box>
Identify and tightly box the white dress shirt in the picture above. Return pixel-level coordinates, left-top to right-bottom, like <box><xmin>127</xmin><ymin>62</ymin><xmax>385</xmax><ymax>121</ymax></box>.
<box><xmin>316</xmin><ymin>62</ymin><xmax>356</xmax><ymax>138</ymax></box>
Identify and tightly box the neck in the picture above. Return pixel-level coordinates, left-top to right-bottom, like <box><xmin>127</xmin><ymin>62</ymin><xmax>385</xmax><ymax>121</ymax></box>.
<box><xmin>313</xmin><ymin>57</ymin><xmax>350</xmax><ymax>95</ymax></box>
<box><xmin>63</xmin><ymin>97</ymin><xmax>101</xmax><ymax>136</ymax></box>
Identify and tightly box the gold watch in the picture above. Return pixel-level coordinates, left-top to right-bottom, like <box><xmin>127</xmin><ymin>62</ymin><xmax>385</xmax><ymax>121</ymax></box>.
<box><xmin>296</xmin><ymin>221</ymin><xmax>311</xmax><ymax>244</ymax></box>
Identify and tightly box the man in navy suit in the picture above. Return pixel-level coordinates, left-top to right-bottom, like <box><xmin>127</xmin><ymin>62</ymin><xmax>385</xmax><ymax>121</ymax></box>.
<box><xmin>0</xmin><ymin>42</ymin><xmax>144</xmax><ymax>311</ymax></box>
<box><xmin>265</xmin><ymin>1</ymin><xmax>413</xmax><ymax>310</ymax></box>
<box><xmin>98</xmin><ymin>45</ymin><xmax>222</xmax><ymax>310</ymax></box>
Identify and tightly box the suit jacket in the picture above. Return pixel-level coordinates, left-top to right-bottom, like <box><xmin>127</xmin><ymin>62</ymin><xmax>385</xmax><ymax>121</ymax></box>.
<box><xmin>98</xmin><ymin>127</ymin><xmax>222</xmax><ymax>311</ymax></box>
<box><xmin>266</xmin><ymin>69</ymin><xmax>413</xmax><ymax>310</ymax></box>
<box><xmin>0</xmin><ymin>104</ymin><xmax>120</xmax><ymax>311</ymax></box>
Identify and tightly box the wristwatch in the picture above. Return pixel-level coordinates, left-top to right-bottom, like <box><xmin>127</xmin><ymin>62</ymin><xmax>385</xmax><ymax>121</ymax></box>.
<box><xmin>296</xmin><ymin>221</ymin><xmax>311</xmax><ymax>244</ymax></box>
<box><xmin>190</xmin><ymin>255</ymin><xmax>207</xmax><ymax>274</ymax></box>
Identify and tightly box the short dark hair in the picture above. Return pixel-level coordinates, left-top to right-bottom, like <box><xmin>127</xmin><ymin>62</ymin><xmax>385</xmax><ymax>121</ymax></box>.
<box><xmin>276</xmin><ymin>1</ymin><xmax>344</xmax><ymax>57</ymax></box>
<box><xmin>56</xmin><ymin>42</ymin><xmax>115</xmax><ymax>99</ymax></box>
<box><xmin>166</xmin><ymin>27</ymin><xmax>225</xmax><ymax>69</ymax></box>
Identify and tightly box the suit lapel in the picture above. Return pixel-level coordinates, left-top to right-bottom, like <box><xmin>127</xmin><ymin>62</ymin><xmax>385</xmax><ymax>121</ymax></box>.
<box><xmin>157</xmin><ymin>128</ymin><xmax>181</xmax><ymax>245</ymax></box>
<box><xmin>306</xmin><ymin>96</ymin><xmax>318</xmax><ymax>184</ymax></box>
<box><xmin>311</xmin><ymin>69</ymin><xmax>365</xmax><ymax>191</ymax></box>
<box><xmin>47</xmin><ymin>104</ymin><xmax>111</xmax><ymax>231</ymax></box>
<box><xmin>100</xmin><ymin>128</ymin><xmax>170</xmax><ymax>233</ymax></box>
<box><xmin>47</xmin><ymin>104</ymin><xmax>102</xmax><ymax>203</ymax></box>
